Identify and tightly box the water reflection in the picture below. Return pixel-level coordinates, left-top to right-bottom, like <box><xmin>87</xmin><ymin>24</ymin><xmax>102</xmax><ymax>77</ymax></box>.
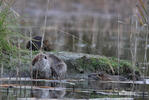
<box><xmin>0</xmin><ymin>78</ymin><xmax>149</xmax><ymax>99</ymax></box>
<box><xmin>31</xmin><ymin>82</ymin><xmax>66</xmax><ymax>99</ymax></box>
<box><xmin>31</xmin><ymin>88</ymin><xmax>66</xmax><ymax>99</ymax></box>
<box><xmin>88</xmin><ymin>80</ymin><xmax>130</xmax><ymax>90</ymax></box>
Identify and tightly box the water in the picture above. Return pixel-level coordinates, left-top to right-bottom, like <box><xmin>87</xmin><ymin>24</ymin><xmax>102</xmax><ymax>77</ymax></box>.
<box><xmin>0</xmin><ymin>78</ymin><xmax>149</xmax><ymax>100</ymax></box>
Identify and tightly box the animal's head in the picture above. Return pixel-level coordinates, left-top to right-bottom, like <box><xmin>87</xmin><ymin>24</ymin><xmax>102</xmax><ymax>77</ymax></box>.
<box><xmin>32</xmin><ymin>53</ymin><xmax>49</xmax><ymax>66</ymax></box>
<box><xmin>97</xmin><ymin>72</ymin><xmax>105</xmax><ymax>77</ymax></box>
<box><xmin>26</xmin><ymin>36</ymin><xmax>42</xmax><ymax>50</ymax></box>
<box><xmin>43</xmin><ymin>40</ymin><xmax>53</xmax><ymax>51</ymax></box>
<box><xmin>88</xmin><ymin>72</ymin><xmax>105</xmax><ymax>80</ymax></box>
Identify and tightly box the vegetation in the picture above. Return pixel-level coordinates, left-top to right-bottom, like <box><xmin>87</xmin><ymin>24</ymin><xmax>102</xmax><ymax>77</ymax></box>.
<box><xmin>75</xmin><ymin>56</ymin><xmax>140</xmax><ymax>76</ymax></box>
<box><xmin>137</xmin><ymin>0</ymin><xmax>149</xmax><ymax>25</ymax></box>
<box><xmin>0</xmin><ymin>1</ymin><xmax>30</xmax><ymax>69</ymax></box>
<box><xmin>0</xmin><ymin>3</ymin><xmax>14</xmax><ymax>54</ymax></box>
<box><xmin>0</xmin><ymin>2</ymin><xmax>17</xmax><ymax>67</ymax></box>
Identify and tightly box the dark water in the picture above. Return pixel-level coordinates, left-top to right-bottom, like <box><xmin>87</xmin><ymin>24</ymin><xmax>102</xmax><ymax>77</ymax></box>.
<box><xmin>0</xmin><ymin>78</ymin><xmax>149</xmax><ymax>100</ymax></box>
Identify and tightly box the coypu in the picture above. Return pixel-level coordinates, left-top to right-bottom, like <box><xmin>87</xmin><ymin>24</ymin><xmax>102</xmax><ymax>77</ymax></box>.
<box><xmin>32</xmin><ymin>53</ymin><xmax>67</xmax><ymax>79</ymax></box>
<box><xmin>43</xmin><ymin>39</ymin><xmax>53</xmax><ymax>51</ymax></box>
<box><xmin>88</xmin><ymin>72</ymin><xmax>127</xmax><ymax>81</ymax></box>
<box><xmin>26</xmin><ymin>36</ymin><xmax>42</xmax><ymax>50</ymax></box>
<box><xmin>126</xmin><ymin>72</ymin><xmax>142</xmax><ymax>81</ymax></box>
<box><xmin>26</xmin><ymin>36</ymin><xmax>53</xmax><ymax>51</ymax></box>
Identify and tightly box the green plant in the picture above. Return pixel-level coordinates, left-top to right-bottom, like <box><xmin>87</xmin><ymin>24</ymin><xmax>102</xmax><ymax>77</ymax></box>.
<box><xmin>76</xmin><ymin>55</ymin><xmax>140</xmax><ymax>75</ymax></box>
<box><xmin>0</xmin><ymin>2</ymin><xmax>15</xmax><ymax>53</ymax></box>
<box><xmin>0</xmin><ymin>1</ymin><xmax>23</xmax><ymax>68</ymax></box>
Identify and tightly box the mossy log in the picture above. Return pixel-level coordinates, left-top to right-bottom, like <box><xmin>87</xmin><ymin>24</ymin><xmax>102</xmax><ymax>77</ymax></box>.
<box><xmin>1</xmin><ymin>51</ymin><xmax>141</xmax><ymax>79</ymax></box>
<box><xmin>51</xmin><ymin>52</ymin><xmax>140</xmax><ymax>76</ymax></box>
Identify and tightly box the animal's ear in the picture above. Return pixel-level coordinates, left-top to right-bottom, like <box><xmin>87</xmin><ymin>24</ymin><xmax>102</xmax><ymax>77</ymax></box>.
<box><xmin>32</xmin><ymin>55</ymin><xmax>39</xmax><ymax>66</ymax></box>
<box><xmin>26</xmin><ymin>41</ymin><xmax>31</xmax><ymax>49</ymax></box>
<box><xmin>44</xmin><ymin>55</ymin><xmax>47</xmax><ymax>59</ymax></box>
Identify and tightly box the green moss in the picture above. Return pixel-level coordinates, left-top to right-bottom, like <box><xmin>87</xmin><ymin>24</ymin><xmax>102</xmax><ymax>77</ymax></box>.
<box><xmin>76</xmin><ymin>56</ymin><xmax>140</xmax><ymax>75</ymax></box>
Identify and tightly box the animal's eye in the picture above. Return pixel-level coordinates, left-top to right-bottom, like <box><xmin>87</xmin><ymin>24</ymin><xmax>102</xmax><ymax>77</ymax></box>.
<box><xmin>44</xmin><ymin>56</ymin><xmax>47</xmax><ymax>59</ymax></box>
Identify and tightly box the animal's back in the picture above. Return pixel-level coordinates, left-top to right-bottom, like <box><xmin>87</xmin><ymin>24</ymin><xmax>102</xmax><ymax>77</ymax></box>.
<box><xmin>48</xmin><ymin>54</ymin><xmax>67</xmax><ymax>78</ymax></box>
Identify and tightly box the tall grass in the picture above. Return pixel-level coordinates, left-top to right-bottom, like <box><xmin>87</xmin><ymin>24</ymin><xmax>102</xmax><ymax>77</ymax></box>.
<box><xmin>137</xmin><ymin>0</ymin><xmax>148</xmax><ymax>25</ymax></box>
<box><xmin>0</xmin><ymin>1</ymin><xmax>20</xmax><ymax>66</ymax></box>
<box><xmin>0</xmin><ymin>3</ymin><xmax>13</xmax><ymax>50</ymax></box>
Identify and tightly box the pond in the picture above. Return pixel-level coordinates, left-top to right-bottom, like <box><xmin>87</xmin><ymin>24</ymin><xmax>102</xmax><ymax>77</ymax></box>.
<box><xmin>0</xmin><ymin>77</ymin><xmax>149</xmax><ymax>100</ymax></box>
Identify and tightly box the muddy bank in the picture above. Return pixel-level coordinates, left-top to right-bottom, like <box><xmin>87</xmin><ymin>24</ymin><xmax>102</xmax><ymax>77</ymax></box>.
<box><xmin>1</xmin><ymin>51</ymin><xmax>141</xmax><ymax>79</ymax></box>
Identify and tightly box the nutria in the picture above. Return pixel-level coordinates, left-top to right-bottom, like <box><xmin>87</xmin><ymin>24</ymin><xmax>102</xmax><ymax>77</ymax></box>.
<box><xmin>26</xmin><ymin>36</ymin><xmax>42</xmax><ymax>51</ymax></box>
<box><xmin>88</xmin><ymin>72</ymin><xmax>127</xmax><ymax>81</ymax></box>
<box><xmin>48</xmin><ymin>54</ymin><xmax>67</xmax><ymax>79</ymax></box>
<box><xmin>26</xmin><ymin>36</ymin><xmax>53</xmax><ymax>51</ymax></box>
<box><xmin>43</xmin><ymin>39</ymin><xmax>53</xmax><ymax>51</ymax></box>
<box><xmin>32</xmin><ymin>53</ymin><xmax>67</xmax><ymax>79</ymax></box>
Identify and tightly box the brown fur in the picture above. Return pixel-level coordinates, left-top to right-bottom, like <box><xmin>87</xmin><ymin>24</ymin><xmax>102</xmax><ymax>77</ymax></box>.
<box><xmin>32</xmin><ymin>53</ymin><xmax>67</xmax><ymax>79</ymax></box>
<box><xmin>48</xmin><ymin>54</ymin><xmax>67</xmax><ymax>79</ymax></box>
<box><xmin>32</xmin><ymin>54</ymin><xmax>41</xmax><ymax>66</ymax></box>
<box><xmin>26</xmin><ymin>36</ymin><xmax>53</xmax><ymax>51</ymax></box>
<box><xmin>43</xmin><ymin>40</ymin><xmax>53</xmax><ymax>51</ymax></box>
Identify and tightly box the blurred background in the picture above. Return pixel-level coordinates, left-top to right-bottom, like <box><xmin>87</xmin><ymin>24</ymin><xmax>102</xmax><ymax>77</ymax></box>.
<box><xmin>10</xmin><ymin>0</ymin><xmax>149</xmax><ymax>62</ymax></box>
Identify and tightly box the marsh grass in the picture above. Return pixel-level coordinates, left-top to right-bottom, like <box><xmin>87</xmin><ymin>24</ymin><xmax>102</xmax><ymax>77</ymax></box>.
<box><xmin>0</xmin><ymin>1</ymin><xmax>32</xmax><ymax>69</ymax></box>
<box><xmin>137</xmin><ymin>0</ymin><xmax>149</xmax><ymax>75</ymax></box>
<box><xmin>137</xmin><ymin>0</ymin><xmax>148</xmax><ymax>25</ymax></box>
